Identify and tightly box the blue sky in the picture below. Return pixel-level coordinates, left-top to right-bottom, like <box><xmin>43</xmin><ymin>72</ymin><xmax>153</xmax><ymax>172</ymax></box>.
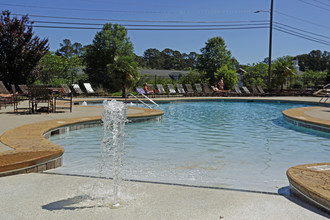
<box><xmin>1</xmin><ymin>0</ymin><xmax>330</xmax><ymax>65</ymax></box>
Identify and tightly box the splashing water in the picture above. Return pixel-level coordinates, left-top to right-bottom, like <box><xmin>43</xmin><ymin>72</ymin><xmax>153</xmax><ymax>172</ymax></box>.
<box><xmin>100</xmin><ymin>99</ymin><xmax>128</xmax><ymax>207</ymax></box>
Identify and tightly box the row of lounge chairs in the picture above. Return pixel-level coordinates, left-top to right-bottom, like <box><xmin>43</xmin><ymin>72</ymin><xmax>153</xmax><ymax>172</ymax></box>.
<box><xmin>136</xmin><ymin>83</ymin><xmax>270</xmax><ymax>97</ymax></box>
<box><xmin>0</xmin><ymin>81</ymin><xmax>97</xmax><ymax>112</ymax></box>
<box><xmin>233</xmin><ymin>85</ymin><xmax>270</xmax><ymax>96</ymax></box>
<box><xmin>61</xmin><ymin>83</ymin><xmax>96</xmax><ymax>96</ymax></box>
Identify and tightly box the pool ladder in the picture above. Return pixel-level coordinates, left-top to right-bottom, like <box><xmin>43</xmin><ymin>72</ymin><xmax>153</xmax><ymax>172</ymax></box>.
<box><xmin>127</xmin><ymin>93</ymin><xmax>159</xmax><ymax>109</ymax></box>
<box><xmin>319</xmin><ymin>83</ymin><xmax>330</xmax><ymax>103</ymax></box>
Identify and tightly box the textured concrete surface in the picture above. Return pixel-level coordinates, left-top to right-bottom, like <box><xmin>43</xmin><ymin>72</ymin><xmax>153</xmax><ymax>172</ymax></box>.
<box><xmin>0</xmin><ymin>173</ymin><xmax>329</xmax><ymax>220</ymax></box>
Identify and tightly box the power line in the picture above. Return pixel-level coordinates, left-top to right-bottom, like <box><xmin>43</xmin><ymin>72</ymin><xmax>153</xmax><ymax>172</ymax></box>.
<box><xmin>298</xmin><ymin>0</ymin><xmax>330</xmax><ymax>12</ymax></box>
<box><xmin>0</xmin><ymin>3</ymin><xmax>163</xmax><ymax>14</ymax></box>
<box><xmin>274</xmin><ymin>27</ymin><xmax>330</xmax><ymax>46</ymax></box>
<box><xmin>6</xmin><ymin>10</ymin><xmax>330</xmax><ymax>46</ymax></box>
<box><xmin>31</xmin><ymin>20</ymin><xmax>269</xmax><ymax>27</ymax></box>
<box><xmin>274</xmin><ymin>23</ymin><xmax>330</xmax><ymax>45</ymax></box>
<box><xmin>275</xmin><ymin>10</ymin><xmax>330</xmax><ymax>30</ymax></box>
<box><xmin>313</xmin><ymin>0</ymin><xmax>330</xmax><ymax>7</ymax></box>
<box><xmin>0</xmin><ymin>3</ymin><xmax>255</xmax><ymax>15</ymax></box>
<box><xmin>32</xmin><ymin>25</ymin><xmax>269</xmax><ymax>31</ymax></box>
<box><xmin>273</xmin><ymin>26</ymin><xmax>330</xmax><ymax>46</ymax></box>
<box><xmin>274</xmin><ymin>21</ymin><xmax>330</xmax><ymax>40</ymax></box>
<box><xmin>12</xmin><ymin>13</ymin><xmax>269</xmax><ymax>24</ymax></box>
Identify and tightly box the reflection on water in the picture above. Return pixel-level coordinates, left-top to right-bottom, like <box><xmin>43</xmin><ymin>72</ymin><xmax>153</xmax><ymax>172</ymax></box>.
<box><xmin>48</xmin><ymin>101</ymin><xmax>329</xmax><ymax>193</ymax></box>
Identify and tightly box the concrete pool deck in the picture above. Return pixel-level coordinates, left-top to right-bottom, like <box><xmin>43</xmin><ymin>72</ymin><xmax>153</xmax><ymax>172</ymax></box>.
<box><xmin>0</xmin><ymin>96</ymin><xmax>329</xmax><ymax>219</ymax></box>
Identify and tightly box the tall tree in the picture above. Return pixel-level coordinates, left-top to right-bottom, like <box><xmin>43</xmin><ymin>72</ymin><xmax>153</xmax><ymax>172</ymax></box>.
<box><xmin>107</xmin><ymin>56</ymin><xmax>139</xmax><ymax>98</ymax></box>
<box><xmin>56</xmin><ymin>39</ymin><xmax>83</xmax><ymax>58</ymax></box>
<box><xmin>84</xmin><ymin>23</ymin><xmax>134</xmax><ymax>90</ymax></box>
<box><xmin>243</xmin><ymin>62</ymin><xmax>268</xmax><ymax>88</ymax></box>
<box><xmin>197</xmin><ymin>36</ymin><xmax>235</xmax><ymax>84</ymax></box>
<box><xmin>39</xmin><ymin>51</ymin><xmax>82</xmax><ymax>85</ymax></box>
<box><xmin>143</xmin><ymin>48</ymin><xmax>163</xmax><ymax>69</ymax></box>
<box><xmin>272</xmin><ymin>56</ymin><xmax>295</xmax><ymax>90</ymax></box>
<box><xmin>299</xmin><ymin>70</ymin><xmax>327</xmax><ymax>88</ymax></box>
<box><xmin>0</xmin><ymin>11</ymin><xmax>49</xmax><ymax>85</ymax></box>
<box><xmin>185</xmin><ymin>52</ymin><xmax>198</xmax><ymax>69</ymax></box>
<box><xmin>297</xmin><ymin>50</ymin><xmax>329</xmax><ymax>72</ymax></box>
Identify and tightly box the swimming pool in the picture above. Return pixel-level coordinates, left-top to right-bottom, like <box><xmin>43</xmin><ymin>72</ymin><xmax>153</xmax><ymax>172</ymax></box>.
<box><xmin>48</xmin><ymin>101</ymin><xmax>329</xmax><ymax>193</ymax></box>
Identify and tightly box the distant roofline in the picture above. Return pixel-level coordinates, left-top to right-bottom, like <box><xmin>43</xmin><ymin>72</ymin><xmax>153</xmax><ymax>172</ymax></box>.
<box><xmin>140</xmin><ymin>69</ymin><xmax>190</xmax><ymax>77</ymax></box>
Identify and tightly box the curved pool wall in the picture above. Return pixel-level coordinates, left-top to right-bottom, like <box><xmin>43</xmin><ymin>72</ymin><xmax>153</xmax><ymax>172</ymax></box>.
<box><xmin>48</xmin><ymin>100</ymin><xmax>330</xmax><ymax>193</ymax></box>
<box><xmin>282</xmin><ymin>107</ymin><xmax>330</xmax><ymax>134</ymax></box>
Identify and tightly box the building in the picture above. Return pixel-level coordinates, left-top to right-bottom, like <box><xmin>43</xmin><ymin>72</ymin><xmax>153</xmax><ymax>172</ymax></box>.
<box><xmin>140</xmin><ymin>69</ymin><xmax>190</xmax><ymax>80</ymax></box>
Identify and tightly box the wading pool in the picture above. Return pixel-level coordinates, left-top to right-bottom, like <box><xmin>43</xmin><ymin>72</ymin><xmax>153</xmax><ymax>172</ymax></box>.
<box><xmin>48</xmin><ymin>101</ymin><xmax>329</xmax><ymax>193</ymax></box>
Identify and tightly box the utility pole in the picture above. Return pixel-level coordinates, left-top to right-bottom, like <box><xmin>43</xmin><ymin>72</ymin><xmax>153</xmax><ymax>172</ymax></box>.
<box><xmin>268</xmin><ymin>0</ymin><xmax>274</xmax><ymax>91</ymax></box>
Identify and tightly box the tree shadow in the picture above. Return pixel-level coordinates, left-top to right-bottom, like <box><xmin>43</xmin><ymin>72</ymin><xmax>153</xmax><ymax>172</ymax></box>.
<box><xmin>278</xmin><ymin>186</ymin><xmax>330</xmax><ymax>218</ymax></box>
<box><xmin>42</xmin><ymin>195</ymin><xmax>102</xmax><ymax>211</ymax></box>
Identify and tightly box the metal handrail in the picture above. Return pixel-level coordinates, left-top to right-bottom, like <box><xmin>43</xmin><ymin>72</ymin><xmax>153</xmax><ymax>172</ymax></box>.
<box><xmin>319</xmin><ymin>93</ymin><xmax>329</xmax><ymax>103</ymax></box>
<box><xmin>139</xmin><ymin>92</ymin><xmax>159</xmax><ymax>107</ymax></box>
<box><xmin>127</xmin><ymin>93</ymin><xmax>153</xmax><ymax>109</ymax></box>
<box><xmin>319</xmin><ymin>83</ymin><xmax>330</xmax><ymax>103</ymax></box>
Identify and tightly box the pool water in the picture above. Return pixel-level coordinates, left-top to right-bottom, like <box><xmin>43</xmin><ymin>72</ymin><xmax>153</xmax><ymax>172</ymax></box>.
<box><xmin>48</xmin><ymin>101</ymin><xmax>330</xmax><ymax>193</ymax></box>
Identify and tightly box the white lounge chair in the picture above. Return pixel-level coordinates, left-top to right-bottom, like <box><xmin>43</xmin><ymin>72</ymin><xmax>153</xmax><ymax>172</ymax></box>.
<box><xmin>83</xmin><ymin>83</ymin><xmax>95</xmax><ymax>94</ymax></box>
<box><xmin>72</xmin><ymin>84</ymin><xmax>84</xmax><ymax>95</ymax></box>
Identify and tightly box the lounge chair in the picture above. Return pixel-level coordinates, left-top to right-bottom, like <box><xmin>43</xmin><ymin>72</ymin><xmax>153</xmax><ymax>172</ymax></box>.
<box><xmin>211</xmin><ymin>85</ymin><xmax>230</xmax><ymax>97</ymax></box>
<box><xmin>242</xmin><ymin>86</ymin><xmax>252</xmax><ymax>95</ymax></box>
<box><xmin>0</xmin><ymin>81</ymin><xmax>11</xmax><ymax>94</ymax></box>
<box><xmin>176</xmin><ymin>84</ymin><xmax>186</xmax><ymax>95</ymax></box>
<box><xmin>202</xmin><ymin>83</ymin><xmax>214</xmax><ymax>96</ymax></box>
<box><xmin>18</xmin><ymin>85</ymin><xmax>29</xmax><ymax>95</ymax></box>
<box><xmin>147</xmin><ymin>84</ymin><xmax>156</xmax><ymax>93</ymax></box>
<box><xmin>11</xmin><ymin>84</ymin><xmax>29</xmax><ymax>112</ymax></box>
<box><xmin>251</xmin><ymin>85</ymin><xmax>259</xmax><ymax>95</ymax></box>
<box><xmin>194</xmin><ymin>83</ymin><xmax>204</xmax><ymax>96</ymax></box>
<box><xmin>61</xmin><ymin>84</ymin><xmax>71</xmax><ymax>95</ymax></box>
<box><xmin>185</xmin><ymin>84</ymin><xmax>195</xmax><ymax>96</ymax></box>
<box><xmin>83</xmin><ymin>83</ymin><xmax>95</xmax><ymax>95</ymax></box>
<box><xmin>167</xmin><ymin>84</ymin><xmax>178</xmax><ymax>96</ymax></box>
<box><xmin>234</xmin><ymin>85</ymin><xmax>243</xmax><ymax>96</ymax></box>
<box><xmin>0</xmin><ymin>81</ymin><xmax>14</xmax><ymax>108</ymax></box>
<box><xmin>72</xmin><ymin>84</ymin><xmax>84</xmax><ymax>96</ymax></box>
<box><xmin>156</xmin><ymin>84</ymin><xmax>167</xmax><ymax>96</ymax></box>
<box><xmin>257</xmin><ymin>86</ymin><xmax>269</xmax><ymax>96</ymax></box>
<box><xmin>136</xmin><ymin>87</ymin><xmax>145</xmax><ymax>95</ymax></box>
<box><xmin>59</xmin><ymin>84</ymin><xmax>72</xmax><ymax>101</ymax></box>
<box><xmin>136</xmin><ymin>87</ymin><xmax>151</xmax><ymax>96</ymax></box>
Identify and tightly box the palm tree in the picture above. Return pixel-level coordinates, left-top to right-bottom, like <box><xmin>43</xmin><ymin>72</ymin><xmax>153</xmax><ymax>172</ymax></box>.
<box><xmin>272</xmin><ymin>56</ymin><xmax>296</xmax><ymax>90</ymax></box>
<box><xmin>107</xmin><ymin>56</ymin><xmax>140</xmax><ymax>98</ymax></box>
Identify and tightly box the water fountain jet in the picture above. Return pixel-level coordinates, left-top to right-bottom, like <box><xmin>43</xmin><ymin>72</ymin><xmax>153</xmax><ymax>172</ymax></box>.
<box><xmin>101</xmin><ymin>99</ymin><xmax>128</xmax><ymax>207</ymax></box>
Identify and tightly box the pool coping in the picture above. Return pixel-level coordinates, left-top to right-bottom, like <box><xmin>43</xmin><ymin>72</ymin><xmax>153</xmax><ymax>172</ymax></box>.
<box><xmin>0</xmin><ymin>107</ymin><xmax>163</xmax><ymax>176</ymax></box>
